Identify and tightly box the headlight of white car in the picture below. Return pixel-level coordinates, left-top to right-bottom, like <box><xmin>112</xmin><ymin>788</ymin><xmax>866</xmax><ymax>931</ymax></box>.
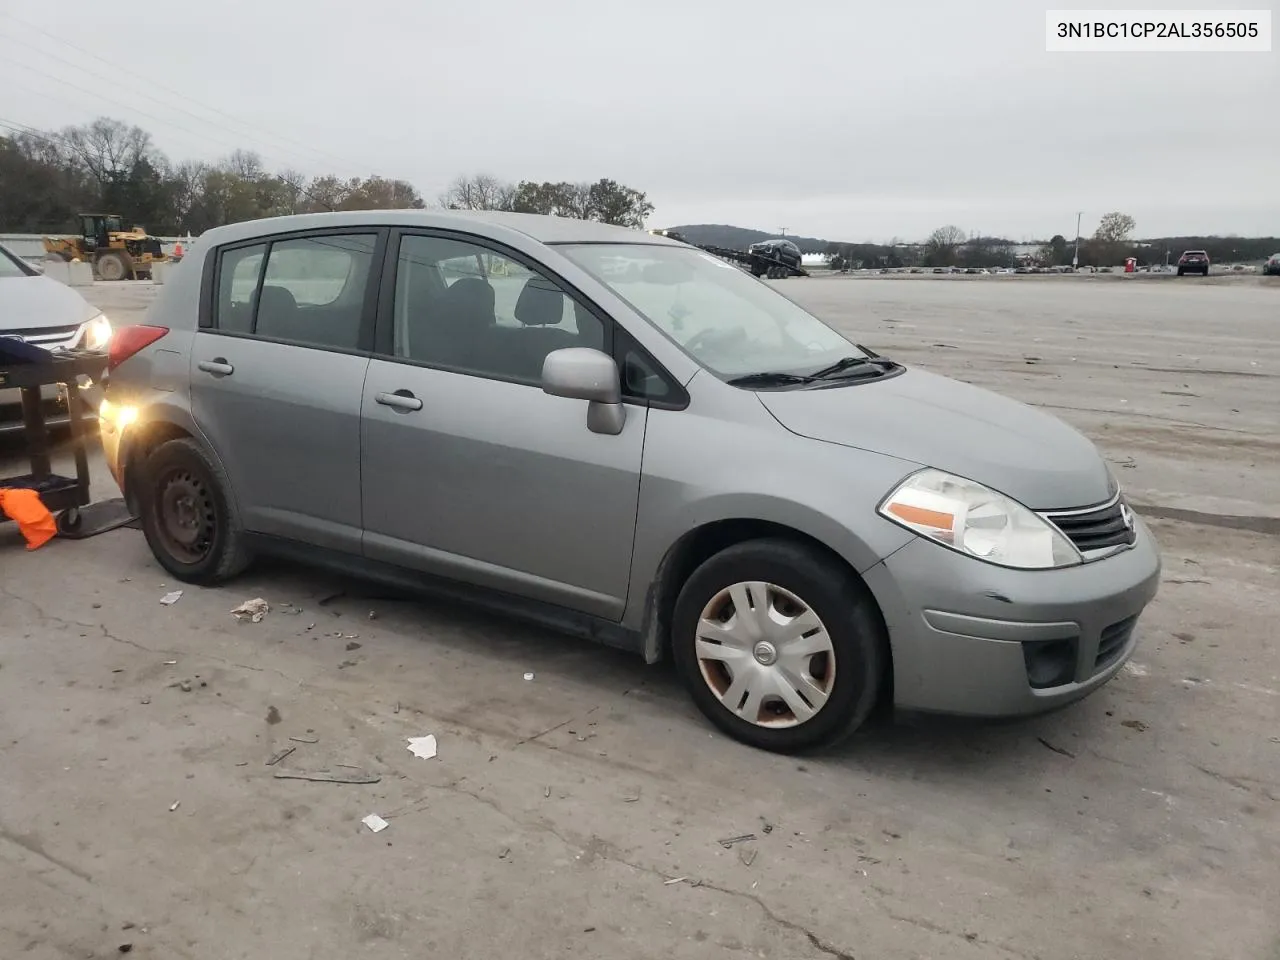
<box><xmin>79</xmin><ymin>314</ymin><xmax>112</xmax><ymax>351</ymax></box>
<box><xmin>878</xmin><ymin>468</ymin><xmax>1082</xmax><ymax>569</ymax></box>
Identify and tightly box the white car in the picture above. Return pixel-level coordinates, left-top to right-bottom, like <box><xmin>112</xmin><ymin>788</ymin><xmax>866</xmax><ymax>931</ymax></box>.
<box><xmin>0</xmin><ymin>242</ymin><xmax>112</xmax><ymax>434</ymax></box>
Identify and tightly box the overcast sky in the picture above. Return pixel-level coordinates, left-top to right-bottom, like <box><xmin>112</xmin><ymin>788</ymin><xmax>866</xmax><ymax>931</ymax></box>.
<box><xmin>0</xmin><ymin>0</ymin><xmax>1275</xmax><ymax>241</ymax></box>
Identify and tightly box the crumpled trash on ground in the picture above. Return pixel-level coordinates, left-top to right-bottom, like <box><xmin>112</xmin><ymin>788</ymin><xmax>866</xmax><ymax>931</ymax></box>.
<box><xmin>231</xmin><ymin>598</ymin><xmax>270</xmax><ymax>623</ymax></box>
<box><xmin>362</xmin><ymin>813</ymin><xmax>389</xmax><ymax>833</ymax></box>
<box><xmin>160</xmin><ymin>590</ymin><xmax>183</xmax><ymax>605</ymax></box>
<box><xmin>406</xmin><ymin>735</ymin><xmax>438</xmax><ymax>760</ymax></box>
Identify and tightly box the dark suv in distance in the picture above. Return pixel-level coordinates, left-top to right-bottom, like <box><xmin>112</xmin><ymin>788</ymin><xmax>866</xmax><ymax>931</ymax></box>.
<box><xmin>1176</xmin><ymin>250</ymin><xmax>1210</xmax><ymax>276</ymax></box>
<box><xmin>1263</xmin><ymin>253</ymin><xmax>1280</xmax><ymax>276</ymax></box>
<box><xmin>748</xmin><ymin>238</ymin><xmax>802</xmax><ymax>277</ymax></box>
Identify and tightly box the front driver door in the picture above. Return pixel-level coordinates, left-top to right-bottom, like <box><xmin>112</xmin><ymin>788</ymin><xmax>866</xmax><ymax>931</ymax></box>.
<box><xmin>359</xmin><ymin>231</ymin><xmax>645</xmax><ymax>619</ymax></box>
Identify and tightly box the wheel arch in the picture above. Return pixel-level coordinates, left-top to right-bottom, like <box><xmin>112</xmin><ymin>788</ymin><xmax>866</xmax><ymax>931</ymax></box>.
<box><xmin>118</xmin><ymin>406</ymin><xmax>233</xmax><ymax>517</ymax></box>
<box><xmin>637</xmin><ymin>516</ymin><xmax>894</xmax><ymax>702</ymax></box>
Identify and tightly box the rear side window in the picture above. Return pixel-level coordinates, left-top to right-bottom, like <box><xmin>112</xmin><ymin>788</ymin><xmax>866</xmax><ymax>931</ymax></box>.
<box><xmin>213</xmin><ymin>234</ymin><xmax>377</xmax><ymax>351</ymax></box>
<box><xmin>256</xmin><ymin>235</ymin><xmax>376</xmax><ymax>350</ymax></box>
<box><xmin>216</xmin><ymin>244</ymin><xmax>266</xmax><ymax>334</ymax></box>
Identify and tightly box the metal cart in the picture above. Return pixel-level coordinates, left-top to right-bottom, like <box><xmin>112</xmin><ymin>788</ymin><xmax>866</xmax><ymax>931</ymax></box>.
<box><xmin>0</xmin><ymin>351</ymin><xmax>106</xmax><ymax>535</ymax></box>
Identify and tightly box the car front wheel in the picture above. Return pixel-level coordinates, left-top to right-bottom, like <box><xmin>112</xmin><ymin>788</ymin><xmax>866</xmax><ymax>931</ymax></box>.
<box><xmin>671</xmin><ymin>539</ymin><xmax>887</xmax><ymax>753</ymax></box>
<box><xmin>140</xmin><ymin>437</ymin><xmax>251</xmax><ymax>584</ymax></box>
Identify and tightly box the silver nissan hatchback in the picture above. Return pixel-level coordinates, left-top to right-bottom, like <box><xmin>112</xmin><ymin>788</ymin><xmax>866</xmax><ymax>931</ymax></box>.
<box><xmin>100</xmin><ymin>210</ymin><xmax>1161</xmax><ymax>753</ymax></box>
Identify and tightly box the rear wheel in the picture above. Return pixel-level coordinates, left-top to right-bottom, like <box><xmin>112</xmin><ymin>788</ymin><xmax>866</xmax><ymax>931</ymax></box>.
<box><xmin>671</xmin><ymin>539</ymin><xmax>886</xmax><ymax>753</ymax></box>
<box><xmin>95</xmin><ymin>251</ymin><xmax>130</xmax><ymax>281</ymax></box>
<box><xmin>139</xmin><ymin>437</ymin><xmax>251</xmax><ymax>584</ymax></box>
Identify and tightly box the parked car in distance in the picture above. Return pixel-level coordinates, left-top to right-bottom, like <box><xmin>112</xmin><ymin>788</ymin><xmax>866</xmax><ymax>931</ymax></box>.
<box><xmin>1263</xmin><ymin>253</ymin><xmax>1280</xmax><ymax>276</ymax></box>
<box><xmin>99</xmin><ymin>210</ymin><xmax>1161</xmax><ymax>753</ymax></box>
<box><xmin>1176</xmin><ymin>250</ymin><xmax>1210</xmax><ymax>276</ymax></box>
<box><xmin>0</xmin><ymin>241</ymin><xmax>112</xmax><ymax>434</ymax></box>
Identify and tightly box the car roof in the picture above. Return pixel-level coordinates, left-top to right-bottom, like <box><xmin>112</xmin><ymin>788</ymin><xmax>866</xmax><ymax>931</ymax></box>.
<box><xmin>194</xmin><ymin>209</ymin><xmax>683</xmax><ymax>250</ymax></box>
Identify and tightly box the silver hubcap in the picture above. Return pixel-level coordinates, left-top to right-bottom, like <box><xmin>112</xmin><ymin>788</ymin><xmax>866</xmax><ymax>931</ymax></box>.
<box><xmin>695</xmin><ymin>581</ymin><xmax>836</xmax><ymax>728</ymax></box>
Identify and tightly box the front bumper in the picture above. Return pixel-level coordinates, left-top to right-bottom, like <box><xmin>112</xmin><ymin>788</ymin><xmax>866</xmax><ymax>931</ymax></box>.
<box><xmin>864</xmin><ymin>517</ymin><xmax>1162</xmax><ymax>717</ymax></box>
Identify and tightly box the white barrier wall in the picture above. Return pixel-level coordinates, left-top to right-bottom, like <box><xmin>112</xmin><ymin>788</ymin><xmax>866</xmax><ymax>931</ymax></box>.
<box><xmin>68</xmin><ymin>261</ymin><xmax>94</xmax><ymax>286</ymax></box>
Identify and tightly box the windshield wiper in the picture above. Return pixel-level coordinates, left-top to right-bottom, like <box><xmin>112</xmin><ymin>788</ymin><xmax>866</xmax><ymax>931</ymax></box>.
<box><xmin>725</xmin><ymin>371</ymin><xmax>815</xmax><ymax>388</ymax></box>
<box><xmin>806</xmin><ymin>356</ymin><xmax>884</xmax><ymax>380</ymax></box>
<box><xmin>855</xmin><ymin>344</ymin><xmax>898</xmax><ymax>366</ymax></box>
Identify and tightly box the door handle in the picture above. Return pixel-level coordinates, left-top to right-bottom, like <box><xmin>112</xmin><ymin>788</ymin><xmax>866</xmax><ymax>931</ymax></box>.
<box><xmin>198</xmin><ymin>358</ymin><xmax>234</xmax><ymax>376</ymax></box>
<box><xmin>375</xmin><ymin>390</ymin><xmax>423</xmax><ymax>412</ymax></box>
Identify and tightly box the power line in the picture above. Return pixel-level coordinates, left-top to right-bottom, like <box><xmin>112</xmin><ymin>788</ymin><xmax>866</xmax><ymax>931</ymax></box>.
<box><xmin>0</xmin><ymin>56</ymin><xmax>257</xmax><ymax>158</ymax></box>
<box><xmin>0</xmin><ymin>24</ymin><xmax>369</xmax><ymax>174</ymax></box>
<box><xmin>0</xmin><ymin>15</ymin><xmax>370</xmax><ymax>174</ymax></box>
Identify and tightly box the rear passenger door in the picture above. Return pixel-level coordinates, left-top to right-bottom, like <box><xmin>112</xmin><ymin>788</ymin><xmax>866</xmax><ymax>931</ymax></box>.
<box><xmin>359</xmin><ymin>230</ymin><xmax>644</xmax><ymax>619</ymax></box>
<box><xmin>191</xmin><ymin>229</ymin><xmax>385</xmax><ymax>553</ymax></box>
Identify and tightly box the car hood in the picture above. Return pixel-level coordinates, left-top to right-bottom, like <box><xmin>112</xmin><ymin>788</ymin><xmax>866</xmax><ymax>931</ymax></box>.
<box><xmin>756</xmin><ymin>367</ymin><xmax>1112</xmax><ymax>510</ymax></box>
<box><xmin>0</xmin><ymin>275</ymin><xmax>100</xmax><ymax>331</ymax></box>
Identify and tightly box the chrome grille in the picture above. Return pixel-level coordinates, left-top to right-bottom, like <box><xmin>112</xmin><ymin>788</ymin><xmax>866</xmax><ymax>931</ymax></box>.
<box><xmin>1042</xmin><ymin>495</ymin><xmax>1136</xmax><ymax>555</ymax></box>
<box><xmin>4</xmin><ymin>324</ymin><xmax>82</xmax><ymax>349</ymax></box>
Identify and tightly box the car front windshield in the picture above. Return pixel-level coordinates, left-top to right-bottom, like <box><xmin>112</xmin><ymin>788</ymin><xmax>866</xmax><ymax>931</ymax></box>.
<box><xmin>557</xmin><ymin>243</ymin><xmax>864</xmax><ymax>379</ymax></box>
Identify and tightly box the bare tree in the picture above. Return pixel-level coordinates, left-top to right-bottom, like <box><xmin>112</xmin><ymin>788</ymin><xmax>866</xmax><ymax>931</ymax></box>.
<box><xmin>438</xmin><ymin>173</ymin><xmax>513</xmax><ymax>210</ymax></box>
<box><xmin>1094</xmin><ymin>212</ymin><xmax>1136</xmax><ymax>244</ymax></box>
<box><xmin>59</xmin><ymin>118</ymin><xmax>153</xmax><ymax>191</ymax></box>
<box><xmin>1091</xmin><ymin>212</ymin><xmax>1137</xmax><ymax>266</ymax></box>
<box><xmin>923</xmin><ymin>224</ymin><xmax>965</xmax><ymax>267</ymax></box>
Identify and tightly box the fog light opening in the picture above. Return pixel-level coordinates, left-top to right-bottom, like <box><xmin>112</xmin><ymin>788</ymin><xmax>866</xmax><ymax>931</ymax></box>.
<box><xmin>1022</xmin><ymin>637</ymin><xmax>1079</xmax><ymax>689</ymax></box>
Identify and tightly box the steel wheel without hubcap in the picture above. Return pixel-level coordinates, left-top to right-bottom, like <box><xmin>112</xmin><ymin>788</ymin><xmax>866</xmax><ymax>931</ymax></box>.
<box><xmin>154</xmin><ymin>467</ymin><xmax>216</xmax><ymax>564</ymax></box>
<box><xmin>695</xmin><ymin>580</ymin><xmax>836</xmax><ymax>728</ymax></box>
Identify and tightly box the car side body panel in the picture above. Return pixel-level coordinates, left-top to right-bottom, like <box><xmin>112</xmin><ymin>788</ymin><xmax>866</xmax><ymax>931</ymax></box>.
<box><xmin>622</xmin><ymin>371</ymin><xmax>919</xmax><ymax>636</ymax></box>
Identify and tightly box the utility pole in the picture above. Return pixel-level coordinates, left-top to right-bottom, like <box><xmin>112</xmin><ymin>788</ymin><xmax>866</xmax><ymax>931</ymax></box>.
<box><xmin>778</xmin><ymin>227</ymin><xmax>788</xmax><ymax>237</ymax></box>
<box><xmin>1072</xmin><ymin>211</ymin><xmax>1082</xmax><ymax>270</ymax></box>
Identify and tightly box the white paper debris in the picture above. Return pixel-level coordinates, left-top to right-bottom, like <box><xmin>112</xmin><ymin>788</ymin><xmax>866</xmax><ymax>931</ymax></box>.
<box><xmin>160</xmin><ymin>591</ymin><xmax>183</xmax><ymax>605</ymax></box>
<box><xmin>523</xmin><ymin>672</ymin><xmax>536</xmax><ymax>681</ymax></box>
<box><xmin>169</xmin><ymin>800</ymin><xmax>180</xmax><ymax>812</ymax></box>
<box><xmin>1123</xmin><ymin>662</ymin><xmax>1149</xmax><ymax>678</ymax></box>
<box><xmin>406</xmin><ymin>735</ymin><xmax>438</xmax><ymax>760</ymax></box>
<box><xmin>362</xmin><ymin>814</ymin><xmax>389</xmax><ymax>833</ymax></box>
<box><xmin>231</xmin><ymin>598</ymin><xmax>270</xmax><ymax>623</ymax></box>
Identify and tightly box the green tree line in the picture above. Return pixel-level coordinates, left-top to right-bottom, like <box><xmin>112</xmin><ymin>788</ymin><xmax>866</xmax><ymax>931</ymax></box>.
<box><xmin>0</xmin><ymin>116</ymin><xmax>655</xmax><ymax>236</ymax></box>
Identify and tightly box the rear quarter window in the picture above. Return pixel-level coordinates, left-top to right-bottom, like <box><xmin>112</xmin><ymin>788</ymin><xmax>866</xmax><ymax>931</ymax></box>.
<box><xmin>215</xmin><ymin>244</ymin><xmax>266</xmax><ymax>334</ymax></box>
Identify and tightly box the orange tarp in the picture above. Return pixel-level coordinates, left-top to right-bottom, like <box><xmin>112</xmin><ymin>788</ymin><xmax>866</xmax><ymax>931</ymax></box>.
<box><xmin>0</xmin><ymin>488</ymin><xmax>58</xmax><ymax>550</ymax></box>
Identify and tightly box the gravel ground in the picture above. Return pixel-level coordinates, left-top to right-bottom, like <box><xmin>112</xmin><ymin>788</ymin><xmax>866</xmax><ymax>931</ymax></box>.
<box><xmin>1</xmin><ymin>274</ymin><xmax>1276</xmax><ymax>960</ymax></box>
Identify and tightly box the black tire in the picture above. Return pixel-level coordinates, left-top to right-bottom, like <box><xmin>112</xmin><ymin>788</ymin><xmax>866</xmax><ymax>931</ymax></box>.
<box><xmin>670</xmin><ymin>538</ymin><xmax>887</xmax><ymax>753</ymax></box>
<box><xmin>1176</xmin><ymin>267</ymin><xmax>1184</xmax><ymax>276</ymax></box>
<box><xmin>95</xmin><ymin>251</ymin><xmax>130</xmax><ymax>281</ymax></box>
<box><xmin>139</xmin><ymin>437</ymin><xmax>251</xmax><ymax>584</ymax></box>
<box><xmin>56</xmin><ymin>507</ymin><xmax>82</xmax><ymax>534</ymax></box>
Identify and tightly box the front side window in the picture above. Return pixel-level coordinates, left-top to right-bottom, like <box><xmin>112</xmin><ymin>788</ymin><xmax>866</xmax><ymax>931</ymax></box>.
<box><xmin>558</xmin><ymin>243</ymin><xmax>862</xmax><ymax>380</ymax></box>
<box><xmin>391</xmin><ymin>234</ymin><xmax>605</xmax><ymax>383</ymax></box>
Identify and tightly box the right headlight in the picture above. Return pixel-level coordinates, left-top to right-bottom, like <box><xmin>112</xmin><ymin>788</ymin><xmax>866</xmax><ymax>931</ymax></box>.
<box><xmin>878</xmin><ymin>468</ymin><xmax>1082</xmax><ymax>570</ymax></box>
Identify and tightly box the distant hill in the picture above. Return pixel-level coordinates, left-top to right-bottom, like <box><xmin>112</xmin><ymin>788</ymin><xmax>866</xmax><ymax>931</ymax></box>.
<box><xmin>665</xmin><ymin>224</ymin><xmax>832</xmax><ymax>254</ymax></box>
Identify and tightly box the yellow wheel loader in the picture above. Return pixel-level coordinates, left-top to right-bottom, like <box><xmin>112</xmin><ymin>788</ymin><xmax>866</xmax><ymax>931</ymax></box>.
<box><xmin>42</xmin><ymin>214</ymin><xmax>169</xmax><ymax>281</ymax></box>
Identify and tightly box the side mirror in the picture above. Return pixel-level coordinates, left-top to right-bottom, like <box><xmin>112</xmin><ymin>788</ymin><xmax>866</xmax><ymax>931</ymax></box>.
<box><xmin>541</xmin><ymin>347</ymin><xmax>626</xmax><ymax>435</ymax></box>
